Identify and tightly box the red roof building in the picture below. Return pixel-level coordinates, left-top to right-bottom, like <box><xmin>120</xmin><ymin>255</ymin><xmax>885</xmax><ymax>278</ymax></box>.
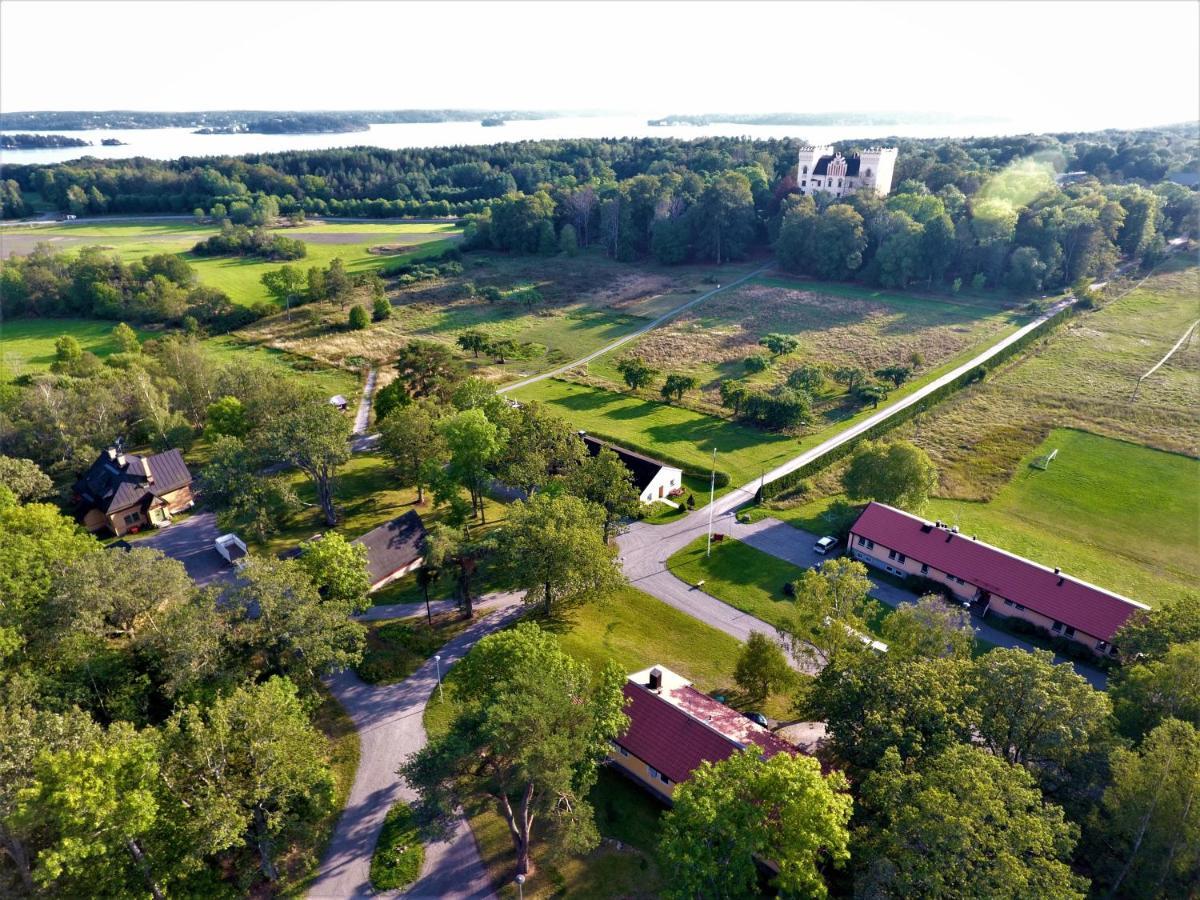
<box><xmin>848</xmin><ymin>502</ymin><xmax>1149</xmax><ymax>656</ymax></box>
<box><xmin>610</xmin><ymin>665</ymin><xmax>796</xmax><ymax>800</ymax></box>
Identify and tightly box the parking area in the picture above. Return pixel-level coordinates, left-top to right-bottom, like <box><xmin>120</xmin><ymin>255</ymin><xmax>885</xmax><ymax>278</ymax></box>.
<box><xmin>132</xmin><ymin>511</ymin><xmax>233</xmax><ymax>588</ymax></box>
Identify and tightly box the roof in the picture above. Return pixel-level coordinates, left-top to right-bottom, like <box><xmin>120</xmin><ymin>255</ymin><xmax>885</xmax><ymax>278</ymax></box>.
<box><xmin>849</xmin><ymin>502</ymin><xmax>1148</xmax><ymax>642</ymax></box>
<box><xmin>351</xmin><ymin>511</ymin><xmax>427</xmax><ymax>585</ymax></box>
<box><xmin>812</xmin><ymin>154</ymin><xmax>862</xmax><ymax>177</ymax></box>
<box><xmin>580</xmin><ymin>434</ymin><xmax>679</xmax><ymax>492</ymax></box>
<box><xmin>615</xmin><ymin>666</ymin><xmax>795</xmax><ymax>784</ymax></box>
<box><xmin>329</xmin><ymin>394</ymin><xmax>349</xmax><ymax>406</ymax></box>
<box><xmin>74</xmin><ymin>447</ymin><xmax>192</xmax><ymax>515</ymax></box>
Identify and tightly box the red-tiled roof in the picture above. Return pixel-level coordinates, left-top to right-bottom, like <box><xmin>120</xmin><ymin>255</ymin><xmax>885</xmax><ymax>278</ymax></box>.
<box><xmin>849</xmin><ymin>502</ymin><xmax>1148</xmax><ymax>642</ymax></box>
<box><xmin>616</xmin><ymin>682</ymin><xmax>795</xmax><ymax>784</ymax></box>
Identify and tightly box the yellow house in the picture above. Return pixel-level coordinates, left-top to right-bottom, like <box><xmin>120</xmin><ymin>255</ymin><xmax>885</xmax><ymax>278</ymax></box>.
<box><xmin>608</xmin><ymin>665</ymin><xmax>797</xmax><ymax>802</ymax></box>
<box><xmin>848</xmin><ymin>502</ymin><xmax>1149</xmax><ymax>658</ymax></box>
<box><xmin>73</xmin><ymin>446</ymin><xmax>194</xmax><ymax>536</ymax></box>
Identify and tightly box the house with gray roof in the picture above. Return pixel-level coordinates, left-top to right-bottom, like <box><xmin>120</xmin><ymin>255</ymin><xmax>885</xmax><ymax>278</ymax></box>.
<box><xmin>73</xmin><ymin>444</ymin><xmax>195</xmax><ymax>536</ymax></box>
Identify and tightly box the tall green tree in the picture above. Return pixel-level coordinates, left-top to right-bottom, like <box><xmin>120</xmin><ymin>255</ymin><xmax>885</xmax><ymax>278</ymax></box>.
<box><xmin>456</xmin><ymin>329</ymin><xmax>490</xmax><ymax>358</ymax></box>
<box><xmin>0</xmin><ymin>455</ymin><xmax>52</xmax><ymax>502</ymax></box>
<box><xmin>1110</xmin><ymin>641</ymin><xmax>1200</xmax><ymax>741</ymax></box>
<box><xmin>378</xmin><ymin>401</ymin><xmax>446</xmax><ymax>504</ymax></box>
<box><xmin>733</xmin><ymin>632</ymin><xmax>794</xmax><ymax>702</ymax></box>
<box><xmin>810</xmin><ymin>205</ymin><xmax>867</xmax><ymax>279</ymax></box>
<box><xmin>759</xmin><ymin>332</ymin><xmax>799</xmax><ymax>356</ymax></box>
<box><xmin>497</xmin><ymin>402</ymin><xmax>585</xmax><ymax>495</ymax></box>
<box><xmin>857</xmin><ymin>745</ymin><xmax>1087</xmax><ymax>899</ymax></box>
<box><xmin>615</xmin><ymin>356</ymin><xmax>656</xmax><ymax>391</ymax></box>
<box><xmin>422</xmin><ymin>522</ymin><xmax>486</xmax><ymax>617</ymax></box>
<box><xmin>564</xmin><ymin>446</ymin><xmax>640</xmax><ymax>541</ymax></box>
<box><xmin>659</xmin><ymin>748</ymin><xmax>852</xmax><ymax>900</ymax></box>
<box><xmin>780</xmin><ymin>557</ymin><xmax>879</xmax><ymax>668</ymax></box>
<box><xmin>200</xmin><ymin>435</ymin><xmax>299</xmax><ymax>540</ymax></box>
<box><xmin>880</xmin><ymin>594</ymin><xmax>975</xmax><ymax>660</ymax></box>
<box><xmin>841</xmin><ymin>439</ymin><xmax>938</xmax><ymax>510</ymax></box>
<box><xmin>161</xmin><ymin>677</ymin><xmax>334</xmax><ymax>883</ymax></box>
<box><xmin>401</xmin><ymin>624</ymin><xmax>627</xmax><ymax>876</ymax></box>
<box><xmin>438</xmin><ymin>407</ymin><xmax>505</xmax><ymax>522</ymax></box>
<box><xmin>296</xmin><ymin>532</ymin><xmax>371</xmax><ymax>612</ymax></box>
<box><xmin>393</xmin><ymin>340</ymin><xmax>465</xmax><ymax>406</ymax></box>
<box><xmin>259</xmin><ymin>400</ymin><xmax>351</xmax><ymax>526</ymax></box>
<box><xmin>498</xmin><ymin>493</ymin><xmax>624</xmax><ymax>615</ymax></box>
<box><xmin>112</xmin><ymin>321</ymin><xmax>141</xmax><ymax>353</ymax></box>
<box><xmin>1088</xmin><ymin>718</ymin><xmax>1200</xmax><ymax>899</ymax></box>
<box><xmin>1113</xmin><ymin>593</ymin><xmax>1200</xmax><ymax>660</ymax></box>
<box><xmin>661</xmin><ymin>373</ymin><xmax>698</xmax><ymax>403</ymax></box>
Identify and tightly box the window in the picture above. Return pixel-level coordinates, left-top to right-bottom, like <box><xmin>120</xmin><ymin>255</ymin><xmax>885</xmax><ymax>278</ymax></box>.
<box><xmin>1014</xmin><ymin>603</ymin><xmax>1026</xmax><ymax>611</ymax></box>
<box><xmin>920</xmin><ymin>563</ymin><xmax>929</xmax><ymax>575</ymax></box>
<box><xmin>1003</xmin><ymin>598</ymin><xmax>1014</xmax><ymax>607</ymax></box>
<box><xmin>1096</xmin><ymin>640</ymin><xmax>1109</xmax><ymax>651</ymax></box>
<box><xmin>865</xmin><ymin>539</ymin><xmax>874</xmax><ymax>549</ymax></box>
<box><xmin>802</xmin><ymin>165</ymin><xmax>808</xmax><ymax>174</ymax></box>
<box><xmin>896</xmin><ymin>553</ymin><xmax>906</xmax><ymax>564</ymax></box>
<box><xmin>647</xmin><ymin>766</ymin><xmax>670</xmax><ymax>785</ymax></box>
<box><xmin>1064</xmin><ymin>626</ymin><xmax>1076</xmax><ymax>638</ymax></box>
<box><xmin>857</xmin><ymin>535</ymin><xmax>865</xmax><ymax>546</ymax></box>
<box><xmin>888</xmin><ymin>549</ymin><xmax>897</xmax><ymax>560</ymax></box>
<box><xmin>611</xmin><ymin>741</ymin><xmax>628</xmax><ymax>758</ymax></box>
<box><xmin>865</xmin><ymin>168</ymin><xmax>872</xmax><ymax>177</ymax></box>
<box><xmin>801</xmin><ymin>179</ymin><xmax>807</xmax><ymax>186</ymax></box>
<box><xmin>1052</xmin><ymin>621</ymin><xmax>1064</xmax><ymax>633</ymax></box>
<box><xmin>123</xmin><ymin>513</ymin><xmax>139</xmax><ymax>525</ymax></box>
<box><xmin>838</xmin><ymin>179</ymin><xmax>843</xmax><ymax>187</ymax></box>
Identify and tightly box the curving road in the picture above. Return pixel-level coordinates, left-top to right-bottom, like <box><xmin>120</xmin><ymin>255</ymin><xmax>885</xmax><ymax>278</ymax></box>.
<box><xmin>309</xmin><ymin>593</ymin><xmax>525</xmax><ymax>900</ymax></box>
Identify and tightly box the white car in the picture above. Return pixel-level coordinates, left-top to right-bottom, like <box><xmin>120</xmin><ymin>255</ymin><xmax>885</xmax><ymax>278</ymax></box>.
<box><xmin>813</xmin><ymin>536</ymin><xmax>839</xmax><ymax>555</ymax></box>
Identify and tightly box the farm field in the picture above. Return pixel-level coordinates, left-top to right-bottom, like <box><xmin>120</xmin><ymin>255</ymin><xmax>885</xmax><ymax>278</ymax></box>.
<box><xmin>906</xmin><ymin>256</ymin><xmax>1200</xmax><ymax>499</ymax></box>
<box><xmin>587</xmin><ymin>273</ymin><xmax>1030</xmax><ymax>407</ymax></box>
<box><xmin>1</xmin><ymin>317</ymin><xmax>154</xmax><ymax>375</ymax></box>
<box><xmin>760</xmin><ymin>429</ymin><xmax>1198</xmax><ymax>607</ymax></box>
<box><xmin>0</xmin><ymin>218</ymin><xmax>462</xmax><ymax>307</ymax></box>
<box><xmin>238</xmin><ymin>251</ymin><xmax>759</xmax><ymax>379</ymax></box>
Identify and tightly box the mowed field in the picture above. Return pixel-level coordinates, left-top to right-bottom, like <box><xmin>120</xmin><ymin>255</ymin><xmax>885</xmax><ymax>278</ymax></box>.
<box><xmin>766</xmin><ymin>429</ymin><xmax>1198</xmax><ymax>607</ymax></box>
<box><xmin>908</xmin><ymin>256</ymin><xmax>1200</xmax><ymax>499</ymax></box>
<box><xmin>587</xmin><ymin>274</ymin><xmax>1030</xmax><ymax>406</ymax></box>
<box><xmin>0</xmin><ymin>219</ymin><xmax>462</xmax><ymax>307</ymax></box>
<box><xmin>1</xmin><ymin>317</ymin><xmax>155</xmax><ymax>375</ymax></box>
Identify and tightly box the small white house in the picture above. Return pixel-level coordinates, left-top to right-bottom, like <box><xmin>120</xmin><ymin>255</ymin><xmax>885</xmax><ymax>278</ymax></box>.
<box><xmin>580</xmin><ymin>434</ymin><xmax>684</xmax><ymax>504</ymax></box>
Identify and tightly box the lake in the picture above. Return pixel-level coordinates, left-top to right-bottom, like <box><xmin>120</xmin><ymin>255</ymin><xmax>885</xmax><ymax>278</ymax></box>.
<box><xmin>0</xmin><ymin>114</ymin><xmax>1089</xmax><ymax>166</ymax></box>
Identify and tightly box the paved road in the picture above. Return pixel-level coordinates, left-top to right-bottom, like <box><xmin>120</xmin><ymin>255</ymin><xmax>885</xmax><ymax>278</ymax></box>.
<box><xmin>310</xmin><ymin>595</ymin><xmax>525</xmax><ymax>900</ymax></box>
<box><xmin>350</xmin><ymin>368</ymin><xmax>380</xmax><ymax>453</ymax></box>
<box><xmin>498</xmin><ymin>264</ymin><xmax>773</xmax><ymax>394</ymax></box>
<box><xmin>133</xmin><ymin>511</ymin><xmax>234</xmax><ymax>588</ymax></box>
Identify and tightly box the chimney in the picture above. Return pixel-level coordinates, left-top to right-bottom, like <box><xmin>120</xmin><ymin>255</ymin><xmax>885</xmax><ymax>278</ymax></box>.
<box><xmin>106</xmin><ymin>446</ymin><xmax>118</xmax><ymax>461</ymax></box>
<box><xmin>1054</xmin><ymin>567</ymin><xmax>1061</xmax><ymax>575</ymax></box>
<box><xmin>116</xmin><ymin>451</ymin><xmax>127</xmax><ymax>468</ymax></box>
<box><xmin>648</xmin><ymin>667</ymin><xmax>663</xmax><ymax>691</ymax></box>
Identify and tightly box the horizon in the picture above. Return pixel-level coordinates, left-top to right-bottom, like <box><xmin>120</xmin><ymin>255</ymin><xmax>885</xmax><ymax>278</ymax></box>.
<box><xmin>3</xmin><ymin>0</ymin><xmax>1198</xmax><ymax>133</ymax></box>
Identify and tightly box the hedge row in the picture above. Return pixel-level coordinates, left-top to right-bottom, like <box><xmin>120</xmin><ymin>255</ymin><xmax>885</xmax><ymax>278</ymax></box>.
<box><xmin>758</xmin><ymin>304</ymin><xmax>1076</xmax><ymax>500</ymax></box>
<box><xmin>580</xmin><ymin>428</ymin><xmax>732</xmax><ymax>488</ymax></box>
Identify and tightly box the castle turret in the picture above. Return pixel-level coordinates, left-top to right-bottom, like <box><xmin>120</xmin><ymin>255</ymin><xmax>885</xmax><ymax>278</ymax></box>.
<box><xmin>796</xmin><ymin>144</ymin><xmax>833</xmax><ymax>179</ymax></box>
<box><xmin>855</xmin><ymin>147</ymin><xmax>899</xmax><ymax>197</ymax></box>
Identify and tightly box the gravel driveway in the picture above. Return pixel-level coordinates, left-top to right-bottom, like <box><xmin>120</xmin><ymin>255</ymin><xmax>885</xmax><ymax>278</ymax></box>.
<box><xmin>133</xmin><ymin>511</ymin><xmax>233</xmax><ymax>588</ymax></box>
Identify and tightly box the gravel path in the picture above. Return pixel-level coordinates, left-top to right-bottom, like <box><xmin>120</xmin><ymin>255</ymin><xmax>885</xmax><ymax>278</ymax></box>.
<box><xmin>309</xmin><ymin>595</ymin><xmax>525</xmax><ymax>900</ymax></box>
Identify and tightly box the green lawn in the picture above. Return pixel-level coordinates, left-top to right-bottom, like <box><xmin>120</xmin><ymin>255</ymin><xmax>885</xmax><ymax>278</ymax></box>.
<box><xmin>370</xmin><ymin>803</ymin><xmax>424</xmax><ymax>892</ymax></box>
<box><xmin>199</xmin><ymin>334</ymin><xmax>361</xmax><ymax>397</ymax></box>
<box><xmin>1</xmin><ymin>317</ymin><xmax>155</xmax><ymax>376</ymax></box>
<box><xmin>357</xmin><ymin>612</ymin><xmax>475</xmax><ymax>684</ymax></box>
<box><xmin>757</xmin><ymin>429</ymin><xmax>1199</xmax><ymax>607</ymax></box>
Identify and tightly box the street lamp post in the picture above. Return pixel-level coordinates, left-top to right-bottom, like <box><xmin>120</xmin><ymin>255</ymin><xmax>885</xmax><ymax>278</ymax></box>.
<box><xmin>706</xmin><ymin>447</ymin><xmax>717</xmax><ymax>558</ymax></box>
<box><xmin>433</xmin><ymin>654</ymin><xmax>444</xmax><ymax>703</ymax></box>
<box><xmin>515</xmin><ymin>873</ymin><xmax>526</xmax><ymax>900</ymax></box>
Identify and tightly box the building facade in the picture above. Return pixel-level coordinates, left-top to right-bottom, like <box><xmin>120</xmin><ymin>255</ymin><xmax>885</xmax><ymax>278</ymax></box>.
<box><xmin>580</xmin><ymin>434</ymin><xmax>684</xmax><ymax>504</ymax></box>
<box><xmin>848</xmin><ymin>502</ymin><xmax>1148</xmax><ymax>657</ymax></box>
<box><xmin>797</xmin><ymin>145</ymin><xmax>898</xmax><ymax>198</ymax></box>
<box><xmin>74</xmin><ymin>446</ymin><xmax>194</xmax><ymax>536</ymax></box>
<box><xmin>609</xmin><ymin>665</ymin><xmax>796</xmax><ymax>803</ymax></box>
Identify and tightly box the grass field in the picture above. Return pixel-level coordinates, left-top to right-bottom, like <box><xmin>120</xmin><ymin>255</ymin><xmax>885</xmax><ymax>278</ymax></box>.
<box><xmin>759</xmin><ymin>429</ymin><xmax>1198</xmax><ymax>607</ymax></box>
<box><xmin>421</xmin><ymin>584</ymin><xmax>796</xmax><ymax>898</ymax></box>
<box><xmin>587</xmin><ymin>273</ymin><xmax>1028</xmax><ymax>407</ymax></box>
<box><xmin>1</xmin><ymin>317</ymin><xmax>156</xmax><ymax>376</ymax></box>
<box><xmin>906</xmin><ymin>257</ymin><xmax>1200</xmax><ymax>499</ymax></box>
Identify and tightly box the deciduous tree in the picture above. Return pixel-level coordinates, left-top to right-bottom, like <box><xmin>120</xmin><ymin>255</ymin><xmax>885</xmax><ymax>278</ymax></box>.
<box><xmin>438</xmin><ymin>407</ymin><xmax>505</xmax><ymax>521</ymax></box>
<box><xmin>842</xmin><ymin>439</ymin><xmax>938</xmax><ymax>510</ymax></box>
<box><xmin>616</xmin><ymin>356</ymin><xmax>656</xmax><ymax>391</ymax></box>
<box><xmin>564</xmin><ymin>446</ymin><xmax>641</xmax><ymax>541</ymax></box>
<box><xmin>880</xmin><ymin>594</ymin><xmax>975</xmax><ymax>660</ymax></box>
<box><xmin>378</xmin><ymin>401</ymin><xmax>446</xmax><ymax>504</ymax></box>
<box><xmin>733</xmin><ymin>631</ymin><xmax>794</xmax><ymax>702</ymax></box>
<box><xmin>661</xmin><ymin>373</ymin><xmax>697</xmax><ymax>403</ymax></box>
<box><xmin>296</xmin><ymin>532</ymin><xmax>371</xmax><ymax>612</ymax></box>
<box><xmin>259</xmin><ymin>401</ymin><xmax>351</xmax><ymax>526</ymax></box>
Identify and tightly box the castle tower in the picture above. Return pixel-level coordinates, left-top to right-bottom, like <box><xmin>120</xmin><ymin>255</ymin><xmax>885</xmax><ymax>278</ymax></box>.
<box><xmin>796</xmin><ymin>144</ymin><xmax>833</xmax><ymax>180</ymax></box>
<box><xmin>856</xmin><ymin>147</ymin><xmax>899</xmax><ymax>197</ymax></box>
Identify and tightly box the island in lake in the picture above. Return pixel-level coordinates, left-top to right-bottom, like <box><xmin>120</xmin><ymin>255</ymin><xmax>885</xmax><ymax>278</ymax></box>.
<box><xmin>0</xmin><ymin>109</ymin><xmax>562</xmax><ymax>131</ymax></box>
<box><xmin>100</xmin><ymin>138</ymin><xmax>127</xmax><ymax>146</ymax></box>
<box><xmin>0</xmin><ymin>133</ymin><xmax>91</xmax><ymax>149</ymax></box>
<box><xmin>481</xmin><ymin>117</ymin><xmax>506</xmax><ymax>127</ymax></box>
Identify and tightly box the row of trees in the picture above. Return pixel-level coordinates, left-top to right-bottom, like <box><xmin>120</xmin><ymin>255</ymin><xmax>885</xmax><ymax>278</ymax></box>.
<box><xmin>191</xmin><ymin>222</ymin><xmax>306</xmax><ymax>261</ymax></box>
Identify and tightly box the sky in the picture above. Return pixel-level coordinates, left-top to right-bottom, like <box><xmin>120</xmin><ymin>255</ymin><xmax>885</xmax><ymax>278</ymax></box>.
<box><xmin>2</xmin><ymin>0</ymin><xmax>1198</xmax><ymax>130</ymax></box>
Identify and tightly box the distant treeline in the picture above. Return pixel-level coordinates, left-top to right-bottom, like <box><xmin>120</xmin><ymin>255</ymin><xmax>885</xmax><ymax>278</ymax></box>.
<box><xmin>0</xmin><ymin>109</ymin><xmax>562</xmax><ymax>131</ymax></box>
<box><xmin>194</xmin><ymin>114</ymin><xmax>371</xmax><ymax>135</ymax></box>
<box><xmin>647</xmin><ymin>111</ymin><xmax>1000</xmax><ymax>126</ymax></box>
<box><xmin>0</xmin><ymin>133</ymin><xmax>90</xmax><ymax>149</ymax></box>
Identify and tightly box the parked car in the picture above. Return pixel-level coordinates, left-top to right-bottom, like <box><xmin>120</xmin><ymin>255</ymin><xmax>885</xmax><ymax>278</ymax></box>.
<box><xmin>743</xmin><ymin>711</ymin><xmax>769</xmax><ymax>728</ymax></box>
<box><xmin>214</xmin><ymin>533</ymin><xmax>249</xmax><ymax>570</ymax></box>
<box><xmin>813</xmin><ymin>535</ymin><xmax>839</xmax><ymax>555</ymax></box>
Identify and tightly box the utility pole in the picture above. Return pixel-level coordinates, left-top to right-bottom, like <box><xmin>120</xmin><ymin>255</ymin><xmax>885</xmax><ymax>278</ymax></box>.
<box><xmin>706</xmin><ymin>447</ymin><xmax>717</xmax><ymax>558</ymax></box>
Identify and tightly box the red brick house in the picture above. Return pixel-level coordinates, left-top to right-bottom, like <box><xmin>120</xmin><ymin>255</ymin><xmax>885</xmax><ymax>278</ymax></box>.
<box><xmin>848</xmin><ymin>502</ymin><xmax>1149</xmax><ymax>657</ymax></box>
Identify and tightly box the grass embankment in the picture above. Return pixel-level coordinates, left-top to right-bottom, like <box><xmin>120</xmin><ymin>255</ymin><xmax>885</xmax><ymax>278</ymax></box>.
<box><xmin>370</xmin><ymin>803</ymin><xmax>424</xmax><ymax>891</ymax></box>
<box><xmin>757</xmin><ymin>429</ymin><xmax>1198</xmax><ymax>607</ymax></box>
<box><xmin>422</xmin><ymin>585</ymin><xmax>794</xmax><ymax>898</ymax></box>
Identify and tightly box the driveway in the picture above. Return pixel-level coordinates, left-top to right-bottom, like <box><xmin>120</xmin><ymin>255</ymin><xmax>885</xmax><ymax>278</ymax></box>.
<box><xmin>309</xmin><ymin>595</ymin><xmax>525</xmax><ymax>900</ymax></box>
<box><xmin>134</xmin><ymin>511</ymin><xmax>233</xmax><ymax>588</ymax></box>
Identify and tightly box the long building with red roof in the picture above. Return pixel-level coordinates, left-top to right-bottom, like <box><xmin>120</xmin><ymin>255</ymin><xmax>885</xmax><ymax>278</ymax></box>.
<box><xmin>848</xmin><ymin>502</ymin><xmax>1149</xmax><ymax>657</ymax></box>
<box><xmin>609</xmin><ymin>665</ymin><xmax>797</xmax><ymax>802</ymax></box>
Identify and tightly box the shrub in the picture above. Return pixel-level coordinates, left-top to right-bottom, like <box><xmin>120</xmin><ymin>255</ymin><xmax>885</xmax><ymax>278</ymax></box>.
<box><xmin>348</xmin><ymin>305</ymin><xmax>370</xmax><ymax>330</ymax></box>
<box><xmin>372</xmin><ymin>295</ymin><xmax>392</xmax><ymax>322</ymax></box>
<box><xmin>370</xmin><ymin>803</ymin><xmax>424</xmax><ymax>891</ymax></box>
<box><xmin>743</xmin><ymin>354</ymin><xmax>770</xmax><ymax>374</ymax></box>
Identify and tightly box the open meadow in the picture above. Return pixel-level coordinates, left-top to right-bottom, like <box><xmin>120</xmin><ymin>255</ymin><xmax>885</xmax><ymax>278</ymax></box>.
<box><xmin>1</xmin><ymin>317</ymin><xmax>155</xmax><ymax>375</ymax></box>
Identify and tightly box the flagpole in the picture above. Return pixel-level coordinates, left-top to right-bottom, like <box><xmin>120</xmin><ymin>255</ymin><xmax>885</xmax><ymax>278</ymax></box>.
<box><xmin>706</xmin><ymin>447</ymin><xmax>716</xmax><ymax>557</ymax></box>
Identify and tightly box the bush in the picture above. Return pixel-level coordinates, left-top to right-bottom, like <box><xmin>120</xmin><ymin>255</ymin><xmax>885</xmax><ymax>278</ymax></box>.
<box><xmin>370</xmin><ymin>803</ymin><xmax>424</xmax><ymax>891</ymax></box>
<box><xmin>372</xmin><ymin>295</ymin><xmax>392</xmax><ymax>322</ymax></box>
<box><xmin>743</xmin><ymin>354</ymin><xmax>770</xmax><ymax>374</ymax></box>
<box><xmin>348</xmin><ymin>305</ymin><xmax>370</xmax><ymax>330</ymax></box>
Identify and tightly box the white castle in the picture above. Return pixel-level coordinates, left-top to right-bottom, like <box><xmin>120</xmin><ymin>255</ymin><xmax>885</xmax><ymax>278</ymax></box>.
<box><xmin>797</xmin><ymin>145</ymin><xmax>899</xmax><ymax>198</ymax></box>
